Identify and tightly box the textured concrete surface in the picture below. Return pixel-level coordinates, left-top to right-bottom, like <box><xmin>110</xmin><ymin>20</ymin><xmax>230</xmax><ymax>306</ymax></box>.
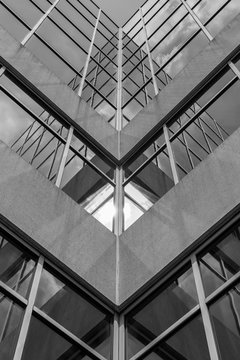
<box><xmin>119</xmin><ymin>127</ymin><xmax>240</xmax><ymax>304</ymax></box>
<box><xmin>0</xmin><ymin>141</ymin><xmax>116</xmax><ymax>304</ymax></box>
<box><xmin>0</xmin><ymin>25</ymin><xmax>119</xmax><ymax>161</ymax></box>
<box><xmin>120</xmin><ymin>13</ymin><xmax>240</xmax><ymax>161</ymax></box>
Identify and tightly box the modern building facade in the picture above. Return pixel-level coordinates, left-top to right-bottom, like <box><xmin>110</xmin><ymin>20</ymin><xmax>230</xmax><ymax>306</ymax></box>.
<box><xmin>0</xmin><ymin>0</ymin><xmax>240</xmax><ymax>359</ymax></box>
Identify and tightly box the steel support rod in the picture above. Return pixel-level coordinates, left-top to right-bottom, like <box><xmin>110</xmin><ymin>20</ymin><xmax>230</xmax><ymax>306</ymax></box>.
<box><xmin>21</xmin><ymin>0</ymin><xmax>61</xmax><ymax>46</ymax></box>
<box><xmin>181</xmin><ymin>0</ymin><xmax>213</xmax><ymax>41</ymax></box>
<box><xmin>163</xmin><ymin>125</ymin><xmax>179</xmax><ymax>184</ymax></box>
<box><xmin>78</xmin><ymin>9</ymin><xmax>101</xmax><ymax>97</ymax></box>
<box><xmin>139</xmin><ymin>6</ymin><xmax>158</xmax><ymax>96</ymax></box>
<box><xmin>55</xmin><ymin>126</ymin><xmax>73</xmax><ymax>188</ymax></box>
<box><xmin>0</xmin><ymin>66</ymin><xmax>6</xmax><ymax>77</ymax></box>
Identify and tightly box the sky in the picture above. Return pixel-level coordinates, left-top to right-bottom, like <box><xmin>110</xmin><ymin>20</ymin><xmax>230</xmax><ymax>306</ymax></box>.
<box><xmin>95</xmin><ymin>0</ymin><xmax>146</xmax><ymax>26</ymax></box>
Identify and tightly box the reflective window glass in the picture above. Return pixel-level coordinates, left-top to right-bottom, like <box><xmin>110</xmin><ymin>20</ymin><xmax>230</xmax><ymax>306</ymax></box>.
<box><xmin>21</xmin><ymin>316</ymin><xmax>95</xmax><ymax>360</ymax></box>
<box><xmin>140</xmin><ymin>316</ymin><xmax>210</xmax><ymax>360</ymax></box>
<box><xmin>0</xmin><ymin>234</ymin><xmax>35</xmax><ymax>298</ymax></box>
<box><xmin>126</xmin><ymin>266</ymin><xmax>198</xmax><ymax>358</ymax></box>
<box><xmin>0</xmin><ymin>292</ymin><xmax>23</xmax><ymax>360</ymax></box>
<box><xmin>199</xmin><ymin>227</ymin><xmax>240</xmax><ymax>297</ymax></box>
<box><xmin>210</xmin><ymin>283</ymin><xmax>240</xmax><ymax>360</ymax></box>
<box><xmin>35</xmin><ymin>267</ymin><xmax>112</xmax><ymax>358</ymax></box>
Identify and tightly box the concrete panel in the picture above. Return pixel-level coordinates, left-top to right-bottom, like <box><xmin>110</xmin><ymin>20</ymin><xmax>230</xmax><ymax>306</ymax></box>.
<box><xmin>119</xmin><ymin>127</ymin><xmax>240</xmax><ymax>304</ymax></box>
<box><xmin>0</xmin><ymin>26</ymin><xmax>119</xmax><ymax>160</ymax></box>
<box><xmin>0</xmin><ymin>140</ymin><xmax>116</xmax><ymax>304</ymax></box>
<box><xmin>120</xmin><ymin>13</ymin><xmax>240</xmax><ymax>161</ymax></box>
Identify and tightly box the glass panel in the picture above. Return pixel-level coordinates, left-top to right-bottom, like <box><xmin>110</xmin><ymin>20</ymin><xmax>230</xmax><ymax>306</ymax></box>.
<box><xmin>201</xmin><ymin>0</ymin><xmax>240</xmax><ymax>39</ymax></box>
<box><xmin>126</xmin><ymin>266</ymin><xmax>198</xmax><ymax>358</ymax></box>
<box><xmin>21</xmin><ymin>316</ymin><xmax>95</xmax><ymax>360</ymax></box>
<box><xmin>35</xmin><ymin>267</ymin><xmax>112</xmax><ymax>358</ymax></box>
<box><xmin>0</xmin><ymin>234</ymin><xmax>35</xmax><ymax>298</ymax></box>
<box><xmin>210</xmin><ymin>284</ymin><xmax>240</xmax><ymax>360</ymax></box>
<box><xmin>140</xmin><ymin>316</ymin><xmax>210</xmax><ymax>360</ymax></box>
<box><xmin>2</xmin><ymin>0</ymin><xmax>43</xmax><ymax>27</ymax></box>
<box><xmin>0</xmin><ymin>83</ymin><xmax>66</xmax><ymax>182</ymax></box>
<box><xmin>0</xmin><ymin>292</ymin><xmax>23</xmax><ymax>360</ymax></box>
<box><xmin>199</xmin><ymin>227</ymin><xmax>240</xmax><ymax>297</ymax></box>
<box><xmin>124</xmin><ymin>196</ymin><xmax>144</xmax><ymax>230</ymax></box>
<box><xmin>92</xmin><ymin>195</ymin><xmax>115</xmax><ymax>232</ymax></box>
<box><xmin>0</xmin><ymin>3</ymin><xmax>29</xmax><ymax>42</ymax></box>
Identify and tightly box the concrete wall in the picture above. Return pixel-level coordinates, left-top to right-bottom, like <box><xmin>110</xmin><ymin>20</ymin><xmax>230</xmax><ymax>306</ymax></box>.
<box><xmin>120</xmin><ymin>13</ymin><xmax>240</xmax><ymax>162</ymax></box>
<box><xmin>119</xmin><ymin>127</ymin><xmax>240</xmax><ymax>305</ymax></box>
<box><xmin>0</xmin><ymin>140</ymin><xmax>116</xmax><ymax>304</ymax></box>
<box><xmin>0</xmin><ymin>26</ymin><xmax>119</xmax><ymax>161</ymax></box>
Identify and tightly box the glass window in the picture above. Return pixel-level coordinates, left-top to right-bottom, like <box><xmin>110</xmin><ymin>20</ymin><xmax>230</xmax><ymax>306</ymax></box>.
<box><xmin>21</xmin><ymin>316</ymin><xmax>95</xmax><ymax>360</ymax></box>
<box><xmin>0</xmin><ymin>292</ymin><xmax>24</xmax><ymax>360</ymax></box>
<box><xmin>206</xmin><ymin>0</ymin><xmax>240</xmax><ymax>39</ymax></box>
<box><xmin>0</xmin><ymin>233</ymin><xmax>35</xmax><ymax>298</ymax></box>
<box><xmin>126</xmin><ymin>266</ymin><xmax>198</xmax><ymax>358</ymax></box>
<box><xmin>140</xmin><ymin>315</ymin><xmax>210</xmax><ymax>360</ymax></box>
<box><xmin>35</xmin><ymin>267</ymin><xmax>112</xmax><ymax>358</ymax></box>
<box><xmin>199</xmin><ymin>227</ymin><xmax>240</xmax><ymax>297</ymax></box>
<box><xmin>209</xmin><ymin>283</ymin><xmax>240</xmax><ymax>360</ymax></box>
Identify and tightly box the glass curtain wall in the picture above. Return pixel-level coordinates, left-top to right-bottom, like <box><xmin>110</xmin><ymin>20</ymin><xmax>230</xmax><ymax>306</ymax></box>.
<box><xmin>125</xmin><ymin>220</ymin><xmax>240</xmax><ymax>360</ymax></box>
<box><xmin>0</xmin><ymin>0</ymin><xmax>240</xmax><ymax>232</ymax></box>
<box><xmin>1</xmin><ymin>211</ymin><xmax>239</xmax><ymax>360</ymax></box>
<box><xmin>0</xmin><ymin>228</ymin><xmax>113</xmax><ymax>360</ymax></box>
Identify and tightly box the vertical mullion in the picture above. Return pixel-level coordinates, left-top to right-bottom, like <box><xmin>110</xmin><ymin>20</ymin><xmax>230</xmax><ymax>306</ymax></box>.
<box><xmin>119</xmin><ymin>314</ymin><xmax>125</xmax><ymax>360</ymax></box>
<box><xmin>113</xmin><ymin>314</ymin><xmax>119</xmax><ymax>360</ymax></box>
<box><xmin>116</xmin><ymin>28</ymin><xmax>123</xmax><ymax>131</ymax></box>
<box><xmin>21</xmin><ymin>0</ymin><xmax>62</xmax><ymax>46</ymax></box>
<box><xmin>191</xmin><ymin>255</ymin><xmax>220</xmax><ymax>360</ymax></box>
<box><xmin>55</xmin><ymin>126</ymin><xmax>73</xmax><ymax>188</ymax></box>
<box><xmin>13</xmin><ymin>256</ymin><xmax>44</xmax><ymax>360</ymax></box>
<box><xmin>78</xmin><ymin>9</ymin><xmax>102</xmax><ymax>97</ymax></box>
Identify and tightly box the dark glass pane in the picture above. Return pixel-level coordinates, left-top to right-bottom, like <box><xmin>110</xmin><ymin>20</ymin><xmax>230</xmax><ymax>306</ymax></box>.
<box><xmin>199</xmin><ymin>228</ymin><xmax>240</xmax><ymax>296</ymax></box>
<box><xmin>127</xmin><ymin>267</ymin><xmax>198</xmax><ymax>358</ymax></box>
<box><xmin>141</xmin><ymin>316</ymin><xmax>210</xmax><ymax>360</ymax></box>
<box><xmin>35</xmin><ymin>268</ymin><xmax>112</xmax><ymax>359</ymax></box>
<box><xmin>210</xmin><ymin>284</ymin><xmax>240</xmax><ymax>360</ymax></box>
<box><xmin>21</xmin><ymin>316</ymin><xmax>95</xmax><ymax>360</ymax></box>
<box><xmin>0</xmin><ymin>292</ymin><xmax>23</xmax><ymax>360</ymax></box>
<box><xmin>0</xmin><ymin>235</ymin><xmax>35</xmax><ymax>298</ymax></box>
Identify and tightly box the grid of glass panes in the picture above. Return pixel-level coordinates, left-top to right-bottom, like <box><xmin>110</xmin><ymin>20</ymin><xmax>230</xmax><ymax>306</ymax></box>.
<box><xmin>125</xmin><ymin>221</ymin><xmax>240</xmax><ymax>360</ymax></box>
<box><xmin>0</xmin><ymin>0</ymin><xmax>118</xmax><ymax>123</ymax></box>
<box><xmin>122</xmin><ymin>55</ymin><xmax>240</xmax><ymax>230</ymax></box>
<box><xmin>121</xmin><ymin>0</ymin><xmax>240</xmax><ymax>124</ymax></box>
<box><xmin>0</xmin><ymin>229</ymin><xmax>113</xmax><ymax>360</ymax></box>
<box><xmin>0</xmin><ymin>68</ymin><xmax>116</xmax><ymax>231</ymax></box>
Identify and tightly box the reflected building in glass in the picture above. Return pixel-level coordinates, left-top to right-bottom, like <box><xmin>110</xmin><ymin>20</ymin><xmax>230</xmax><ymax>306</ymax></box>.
<box><xmin>0</xmin><ymin>0</ymin><xmax>240</xmax><ymax>359</ymax></box>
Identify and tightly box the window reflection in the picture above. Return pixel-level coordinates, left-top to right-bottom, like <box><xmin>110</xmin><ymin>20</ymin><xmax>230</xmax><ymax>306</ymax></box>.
<box><xmin>210</xmin><ymin>284</ymin><xmax>240</xmax><ymax>360</ymax></box>
<box><xmin>126</xmin><ymin>266</ymin><xmax>198</xmax><ymax>358</ymax></box>
<box><xmin>141</xmin><ymin>316</ymin><xmax>210</xmax><ymax>360</ymax></box>
<box><xmin>0</xmin><ymin>234</ymin><xmax>35</xmax><ymax>298</ymax></box>
<box><xmin>35</xmin><ymin>267</ymin><xmax>112</xmax><ymax>359</ymax></box>
<box><xmin>0</xmin><ymin>292</ymin><xmax>23</xmax><ymax>360</ymax></box>
<box><xmin>199</xmin><ymin>227</ymin><xmax>240</xmax><ymax>297</ymax></box>
<box><xmin>22</xmin><ymin>316</ymin><xmax>95</xmax><ymax>360</ymax></box>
